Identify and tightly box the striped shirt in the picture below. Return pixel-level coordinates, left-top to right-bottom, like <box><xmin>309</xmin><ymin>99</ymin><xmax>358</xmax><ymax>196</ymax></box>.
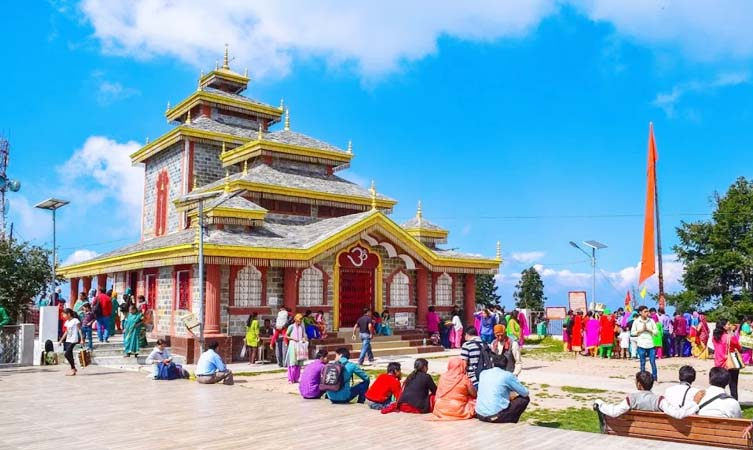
<box><xmin>460</xmin><ymin>337</ymin><xmax>483</xmax><ymax>384</ymax></box>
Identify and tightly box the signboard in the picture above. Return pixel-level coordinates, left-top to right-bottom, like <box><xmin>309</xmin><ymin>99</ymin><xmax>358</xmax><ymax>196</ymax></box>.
<box><xmin>394</xmin><ymin>312</ymin><xmax>411</xmax><ymax>328</ymax></box>
<box><xmin>568</xmin><ymin>291</ymin><xmax>588</xmax><ymax>313</ymax></box>
<box><xmin>181</xmin><ymin>312</ymin><xmax>201</xmax><ymax>336</ymax></box>
<box><xmin>545</xmin><ymin>307</ymin><xmax>567</xmax><ymax>320</ymax></box>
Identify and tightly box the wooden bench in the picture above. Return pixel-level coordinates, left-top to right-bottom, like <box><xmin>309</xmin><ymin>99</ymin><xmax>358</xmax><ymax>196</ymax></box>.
<box><xmin>595</xmin><ymin>406</ymin><xmax>753</xmax><ymax>449</ymax></box>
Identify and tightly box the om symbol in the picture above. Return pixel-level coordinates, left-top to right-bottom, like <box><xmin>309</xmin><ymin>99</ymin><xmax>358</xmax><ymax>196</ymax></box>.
<box><xmin>346</xmin><ymin>246</ymin><xmax>369</xmax><ymax>267</ymax></box>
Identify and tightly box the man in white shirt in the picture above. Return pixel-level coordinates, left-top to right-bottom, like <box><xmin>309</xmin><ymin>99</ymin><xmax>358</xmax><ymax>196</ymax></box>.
<box><xmin>663</xmin><ymin>365</ymin><xmax>700</xmax><ymax>408</ymax></box>
<box><xmin>595</xmin><ymin>371</ymin><xmax>699</xmax><ymax>419</ymax></box>
<box><xmin>698</xmin><ymin>367</ymin><xmax>742</xmax><ymax>418</ymax></box>
<box><xmin>631</xmin><ymin>305</ymin><xmax>658</xmax><ymax>381</ymax></box>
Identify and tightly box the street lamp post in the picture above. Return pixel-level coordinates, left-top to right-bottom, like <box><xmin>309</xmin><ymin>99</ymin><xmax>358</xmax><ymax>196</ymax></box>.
<box><xmin>569</xmin><ymin>240</ymin><xmax>607</xmax><ymax>309</ymax></box>
<box><xmin>35</xmin><ymin>198</ymin><xmax>69</xmax><ymax>303</ymax></box>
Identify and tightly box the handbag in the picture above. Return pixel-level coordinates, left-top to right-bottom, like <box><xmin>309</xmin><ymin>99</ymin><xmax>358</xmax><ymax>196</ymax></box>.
<box><xmin>297</xmin><ymin>341</ymin><xmax>309</xmax><ymax>360</ymax></box>
<box><xmin>78</xmin><ymin>349</ymin><xmax>91</xmax><ymax>368</ymax></box>
<box><xmin>739</xmin><ymin>334</ymin><xmax>753</xmax><ymax>349</ymax></box>
<box><xmin>240</xmin><ymin>344</ymin><xmax>247</xmax><ymax>359</ymax></box>
<box><xmin>725</xmin><ymin>336</ymin><xmax>744</xmax><ymax>370</ymax></box>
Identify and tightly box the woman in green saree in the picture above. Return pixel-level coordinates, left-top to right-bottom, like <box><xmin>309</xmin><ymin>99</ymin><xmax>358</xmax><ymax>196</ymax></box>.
<box><xmin>123</xmin><ymin>305</ymin><xmax>144</xmax><ymax>357</ymax></box>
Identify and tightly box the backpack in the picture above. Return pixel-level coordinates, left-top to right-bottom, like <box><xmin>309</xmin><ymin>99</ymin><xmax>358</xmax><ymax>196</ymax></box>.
<box><xmin>474</xmin><ymin>341</ymin><xmax>495</xmax><ymax>381</ymax></box>
<box><xmin>93</xmin><ymin>301</ymin><xmax>103</xmax><ymax>318</ymax></box>
<box><xmin>319</xmin><ymin>361</ymin><xmax>345</xmax><ymax>392</ymax></box>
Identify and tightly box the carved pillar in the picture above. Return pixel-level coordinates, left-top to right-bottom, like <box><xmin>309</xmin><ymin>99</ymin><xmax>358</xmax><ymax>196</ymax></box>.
<box><xmin>464</xmin><ymin>274</ymin><xmax>476</xmax><ymax>326</ymax></box>
<box><xmin>82</xmin><ymin>277</ymin><xmax>92</xmax><ymax>295</ymax></box>
<box><xmin>283</xmin><ymin>267</ymin><xmax>297</xmax><ymax>312</ymax></box>
<box><xmin>416</xmin><ymin>266</ymin><xmax>428</xmax><ymax>328</ymax></box>
<box><xmin>69</xmin><ymin>278</ymin><xmax>79</xmax><ymax>307</ymax></box>
<box><xmin>96</xmin><ymin>274</ymin><xmax>107</xmax><ymax>291</ymax></box>
<box><xmin>205</xmin><ymin>264</ymin><xmax>221</xmax><ymax>335</ymax></box>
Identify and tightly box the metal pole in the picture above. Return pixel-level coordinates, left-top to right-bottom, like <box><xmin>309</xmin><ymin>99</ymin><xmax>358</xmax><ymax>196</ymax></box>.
<box><xmin>591</xmin><ymin>248</ymin><xmax>596</xmax><ymax>309</ymax></box>
<box><xmin>52</xmin><ymin>208</ymin><xmax>57</xmax><ymax>303</ymax></box>
<box><xmin>654</xmin><ymin>155</ymin><xmax>665</xmax><ymax>307</ymax></box>
<box><xmin>198</xmin><ymin>199</ymin><xmax>205</xmax><ymax>354</ymax></box>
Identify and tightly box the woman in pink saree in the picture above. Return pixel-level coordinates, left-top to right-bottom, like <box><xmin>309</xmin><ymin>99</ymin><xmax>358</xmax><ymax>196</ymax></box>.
<box><xmin>518</xmin><ymin>311</ymin><xmax>530</xmax><ymax>348</ymax></box>
<box><xmin>584</xmin><ymin>312</ymin><xmax>600</xmax><ymax>356</ymax></box>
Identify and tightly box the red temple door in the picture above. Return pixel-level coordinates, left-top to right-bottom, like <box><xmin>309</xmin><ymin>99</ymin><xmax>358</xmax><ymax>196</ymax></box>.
<box><xmin>145</xmin><ymin>274</ymin><xmax>157</xmax><ymax>310</ymax></box>
<box><xmin>338</xmin><ymin>243</ymin><xmax>379</xmax><ymax>328</ymax></box>
<box><xmin>339</xmin><ymin>269</ymin><xmax>374</xmax><ymax>327</ymax></box>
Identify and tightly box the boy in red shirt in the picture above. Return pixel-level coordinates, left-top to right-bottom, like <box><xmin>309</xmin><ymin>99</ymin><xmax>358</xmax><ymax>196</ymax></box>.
<box><xmin>365</xmin><ymin>362</ymin><xmax>402</xmax><ymax>410</ymax></box>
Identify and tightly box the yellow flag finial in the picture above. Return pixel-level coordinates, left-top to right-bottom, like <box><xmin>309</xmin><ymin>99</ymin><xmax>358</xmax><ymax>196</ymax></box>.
<box><xmin>369</xmin><ymin>181</ymin><xmax>377</xmax><ymax>211</ymax></box>
<box><xmin>496</xmin><ymin>241</ymin><xmax>502</xmax><ymax>261</ymax></box>
<box><xmin>284</xmin><ymin>108</ymin><xmax>290</xmax><ymax>131</ymax></box>
<box><xmin>223</xmin><ymin>43</ymin><xmax>230</xmax><ymax>69</ymax></box>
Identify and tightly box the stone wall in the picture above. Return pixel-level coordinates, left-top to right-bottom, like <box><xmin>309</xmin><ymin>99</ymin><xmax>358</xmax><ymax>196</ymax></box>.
<box><xmin>143</xmin><ymin>143</ymin><xmax>183</xmax><ymax>240</ymax></box>
<box><xmin>155</xmin><ymin>266</ymin><xmax>174</xmax><ymax>336</ymax></box>
<box><xmin>193</xmin><ymin>142</ymin><xmax>239</xmax><ymax>189</ymax></box>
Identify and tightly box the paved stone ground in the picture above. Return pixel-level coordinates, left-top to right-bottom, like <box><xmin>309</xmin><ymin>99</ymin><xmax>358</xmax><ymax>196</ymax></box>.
<box><xmin>1</xmin><ymin>365</ymin><xmax>711</xmax><ymax>450</ymax></box>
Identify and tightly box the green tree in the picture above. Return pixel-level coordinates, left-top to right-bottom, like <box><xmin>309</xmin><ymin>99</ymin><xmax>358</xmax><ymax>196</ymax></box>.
<box><xmin>0</xmin><ymin>238</ymin><xmax>53</xmax><ymax>322</ymax></box>
<box><xmin>674</xmin><ymin>177</ymin><xmax>753</xmax><ymax>315</ymax></box>
<box><xmin>513</xmin><ymin>266</ymin><xmax>546</xmax><ymax>310</ymax></box>
<box><xmin>475</xmin><ymin>274</ymin><xmax>501</xmax><ymax>308</ymax></box>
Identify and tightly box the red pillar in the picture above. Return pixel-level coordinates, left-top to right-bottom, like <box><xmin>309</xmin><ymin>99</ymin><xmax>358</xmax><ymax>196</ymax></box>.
<box><xmin>82</xmin><ymin>277</ymin><xmax>92</xmax><ymax>295</ymax></box>
<box><xmin>464</xmin><ymin>274</ymin><xmax>476</xmax><ymax>326</ymax></box>
<box><xmin>96</xmin><ymin>274</ymin><xmax>107</xmax><ymax>291</ymax></box>
<box><xmin>205</xmin><ymin>264</ymin><xmax>221</xmax><ymax>335</ymax></box>
<box><xmin>69</xmin><ymin>278</ymin><xmax>79</xmax><ymax>306</ymax></box>
<box><xmin>283</xmin><ymin>268</ymin><xmax>298</xmax><ymax>312</ymax></box>
<box><xmin>416</xmin><ymin>266</ymin><xmax>428</xmax><ymax>328</ymax></box>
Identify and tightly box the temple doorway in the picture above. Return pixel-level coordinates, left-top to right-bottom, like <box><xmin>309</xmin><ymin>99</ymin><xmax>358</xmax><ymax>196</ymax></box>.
<box><xmin>339</xmin><ymin>268</ymin><xmax>374</xmax><ymax>327</ymax></box>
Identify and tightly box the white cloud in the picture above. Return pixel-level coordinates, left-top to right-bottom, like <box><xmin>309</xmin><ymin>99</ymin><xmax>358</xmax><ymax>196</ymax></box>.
<box><xmin>79</xmin><ymin>0</ymin><xmax>557</xmax><ymax>78</ymax></box>
<box><xmin>63</xmin><ymin>249</ymin><xmax>99</xmax><ymax>266</ymax></box>
<box><xmin>510</xmin><ymin>251</ymin><xmax>545</xmax><ymax>264</ymax></box>
<box><xmin>58</xmin><ymin>136</ymin><xmax>144</xmax><ymax>233</ymax></box>
<box><xmin>97</xmin><ymin>80</ymin><xmax>140</xmax><ymax>105</ymax></box>
<box><xmin>652</xmin><ymin>72</ymin><xmax>749</xmax><ymax>117</ymax></box>
<box><xmin>6</xmin><ymin>196</ymin><xmax>51</xmax><ymax>241</ymax></box>
<box><xmin>572</xmin><ymin>1</ymin><xmax>753</xmax><ymax>62</ymax></box>
<box><xmin>77</xmin><ymin>2</ymin><xmax>753</xmax><ymax>80</ymax></box>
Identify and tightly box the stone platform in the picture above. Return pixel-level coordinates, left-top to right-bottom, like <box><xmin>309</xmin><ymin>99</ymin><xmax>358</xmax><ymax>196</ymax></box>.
<box><xmin>1</xmin><ymin>365</ymin><xmax>717</xmax><ymax>450</ymax></box>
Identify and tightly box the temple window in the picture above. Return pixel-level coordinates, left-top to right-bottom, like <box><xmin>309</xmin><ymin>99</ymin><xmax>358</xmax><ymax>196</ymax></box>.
<box><xmin>390</xmin><ymin>271</ymin><xmax>410</xmax><ymax>307</ymax></box>
<box><xmin>435</xmin><ymin>272</ymin><xmax>453</xmax><ymax>306</ymax></box>
<box><xmin>299</xmin><ymin>266</ymin><xmax>324</xmax><ymax>306</ymax></box>
<box><xmin>155</xmin><ymin>170</ymin><xmax>169</xmax><ymax>236</ymax></box>
<box><xmin>175</xmin><ymin>269</ymin><xmax>191</xmax><ymax>310</ymax></box>
<box><xmin>234</xmin><ymin>265</ymin><xmax>262</xmax><ymax>307</ymax></box>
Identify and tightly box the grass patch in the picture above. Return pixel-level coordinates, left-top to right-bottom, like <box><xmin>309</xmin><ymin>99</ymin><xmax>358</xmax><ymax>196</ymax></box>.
<box><xmin>742</xmin><ymin>405</ymin><xmax>753</xmax><ymax>419</ymax></box>
<box><xmin>561</xmin><ymin>386</ymin><xmax>608</xmax><ymax>394</ymax></box>
<box><xmin>234</xmin><ymin>369</ymin><xmax>287</xmax><ymax>377</ymax></box>
<box><xmin>539</xmin><ymin>383</ymin><xmax>550</xmax><ymax>389</ymax></box>
<box><xmin>523</xmin><ymin>407</ymin><xmax>600</xmax><ymax>433</ymax></box>
<box><xmin>523</xmin><ymin>337</ymin><xmax>562</xmax><ymax>354</ymax></box>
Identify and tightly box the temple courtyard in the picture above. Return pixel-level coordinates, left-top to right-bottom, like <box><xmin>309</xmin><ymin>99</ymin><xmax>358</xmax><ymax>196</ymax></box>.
<box><xmin>3</xmin><ymin>339</ymin><xmax>747</xmax><ymax>450</ymax></box>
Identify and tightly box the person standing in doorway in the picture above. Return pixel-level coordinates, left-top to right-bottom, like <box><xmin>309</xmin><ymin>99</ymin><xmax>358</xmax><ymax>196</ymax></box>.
<box><xmin>631</xmin><ymin>305</ymin><xmax>659</xmax><ymax>382</ymax></box>
<box><xmin>353</xmin><ymin>308</ymin><xmax>374</xmax><ymax>366</ymax></box>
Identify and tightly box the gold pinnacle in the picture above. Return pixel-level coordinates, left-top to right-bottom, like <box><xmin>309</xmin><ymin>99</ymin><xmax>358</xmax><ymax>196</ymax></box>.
<box><xmin>496</xmin><ymin>241</ymin><xmax>502</xmax><ymax>261</ymax></box>
<box><xmin>279</xmin><ymin>98</ymin><xmax>284</xmax><ymax>110</ymax></box>
<box><xmin>224</xmin><ymin>169</ymin><xmax>230</xmax><ymax>193</ymax></box>
<box><xmin>417</xmin><ymin>201</ymin><xmax>422</xmax><ymax>220</ymax></box>
<box><xmin>186</xmin><ymin>110</ymin><xmax>192</xmax><ymax>125</ymax></box>
<box><xmin>243</xmin><ymin>160</ymin><xmax>248</xmax><ymax>175</ymax></box>
<box><xmin>145</xmin><ymin>136</ymin><xmax>150</xmax><ymax>144</ymax></box>
<box><xmin>369</xmin><ymin>180</ymin><xmax>377</xmax><ymax>211</ymax></box>
<box><xmin>215</xmin><ymin>60</ymin><xmax>219</xmax><ymax>71</ymax></box>
<box><xmin>244</xmin><ymin>67</ymin><xmax>248</xmax><ymax>77</ymax></box>
<box><xmin>166</xmin><ymin>100</ymin><xmax>171</xmax><ymax>113</ymax></box>
<box><xmin>223</xmin><ymin>43</ymin><xmax>230</xmax><ymax>69</ymax></box>
<box><xmin>193</xmin><ymin>175</ymin><xmax>198</xmax><ymax>190</ymax></box>
<box><xmin>222</xmin><ymin>141</ymin><xmax>226</xmax><ymax>154</ymax></box>
<box><xmin>347</xmin><ymin>140</ymin><xmax>352</xmax><ymax>155</ymax></box>
<box><xmin>257</xmin><ymin>124</ymin><xmax>263</xmax><ymax>140</ymax></box>
<box><xmin>284</xmin><ymin>108</ymin><xmax>290</xmax><ymax>131</ymax></box>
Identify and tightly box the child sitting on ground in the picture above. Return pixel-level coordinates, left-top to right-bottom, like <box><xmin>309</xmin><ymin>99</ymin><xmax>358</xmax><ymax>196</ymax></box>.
<box><xmin>40</xmin><ymin>339</ymin><xmax>58</xmax><ymax>365</ymax></box>
<box><xmin>595</xmin><ymin>371</ymin><xmax>701</xmax><ymax>419</ymax></box>
<box><xmin>364</xmin><ymin>362</ymin><xmax>402</xmax><ymax>410</ymax></box>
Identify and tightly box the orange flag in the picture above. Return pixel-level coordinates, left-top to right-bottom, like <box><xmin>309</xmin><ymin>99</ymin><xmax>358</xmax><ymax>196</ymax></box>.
<box><xmin>639</xmin><ymin>123</ymin><xmax>658</xmax><ymax>285</ymax></box>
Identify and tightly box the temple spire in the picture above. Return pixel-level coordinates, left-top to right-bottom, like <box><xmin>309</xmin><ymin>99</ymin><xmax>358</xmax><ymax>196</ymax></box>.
<box><xmin>166</xmin><ymin>100</ymin><xmax>171</xmax><ymax>113</ymax></box>
<box><xmin>257</xmin><ymin>124</ymin><xmax>263</xmax><ymax>140</ymax></box>
<box><xmin>222</xmin><ymin>43</ymin><xmax>230</xmax><ymax>69</ymax></box>
<box><xmin>243</xmin><ymin>160</ymin><xmax>248</xmax><ymax>175</ymax></box>
<box><xmin>496</xmin><ymin>241</ymin><xmax>502</xmax><ymax>261</ymax></box>
<box><xmin>224</xmin><ymin>169</ymin><xmax>230</xmax><ymax>193</ymax></box>
<box><xmin>347</xmin><ymin>140</ymin><xmax>353</xmax><ymax>155</ymax></box>
<box><xmin>284</xmin><ymin>108</ymin><xmax>290</xmax><ymax>130</ymax></box>
<box><xmin>186</xmin><ymin>109</ymin><xmax>191</xmax><ymax>125</ymax></box>
<box><xmin>369</xmin><ymin>181</ymin><xmax>377</xmax><ymax>211</ymax></box>
<box><xmin>416</xmin><ymin>200</ymin><xmax>423</xmax><ymax>225</ymax></box>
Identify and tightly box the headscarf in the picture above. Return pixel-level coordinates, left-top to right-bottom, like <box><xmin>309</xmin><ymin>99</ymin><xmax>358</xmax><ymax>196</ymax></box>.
<box><xmin>436</xmin><ymin>357</ymin><xmax>467</xmax><ymax>398</ymax></box>
<box><xmin>294</xmin><ymin>313</ymin><xmax>304</xmax><ymax>322</ymax></box>
<box><xmin>493</xmin><ymin>324</ymin><xmax>506</xmax><ymax>335</ymax></box>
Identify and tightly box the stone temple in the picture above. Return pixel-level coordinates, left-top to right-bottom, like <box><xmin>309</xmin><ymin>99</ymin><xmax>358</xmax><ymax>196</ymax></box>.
<box><xmin>59</xmin><ymin>47</ymin><xmax>500</xmax><ymax>362</ymax></box>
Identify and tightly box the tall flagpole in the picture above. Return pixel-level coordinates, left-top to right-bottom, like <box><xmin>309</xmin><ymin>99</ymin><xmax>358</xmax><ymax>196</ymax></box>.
<box><xmin>652</xmin><ymin>122</ymin><xmax>665</xmax><ymax>308</ymax></box>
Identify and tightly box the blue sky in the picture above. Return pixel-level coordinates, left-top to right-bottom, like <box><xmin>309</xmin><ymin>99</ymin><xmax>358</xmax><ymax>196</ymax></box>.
<box><xmin>3</xmin><ymin>1</ymin><xmax>753</xmax><ymax>311</ymax></box>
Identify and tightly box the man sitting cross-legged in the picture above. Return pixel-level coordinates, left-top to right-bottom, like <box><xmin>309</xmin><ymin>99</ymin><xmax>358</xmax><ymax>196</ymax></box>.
<box><xmin>595</xmin><ymin>371</ymin><xmax>700</xmax><ymax>419</ymax></box>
